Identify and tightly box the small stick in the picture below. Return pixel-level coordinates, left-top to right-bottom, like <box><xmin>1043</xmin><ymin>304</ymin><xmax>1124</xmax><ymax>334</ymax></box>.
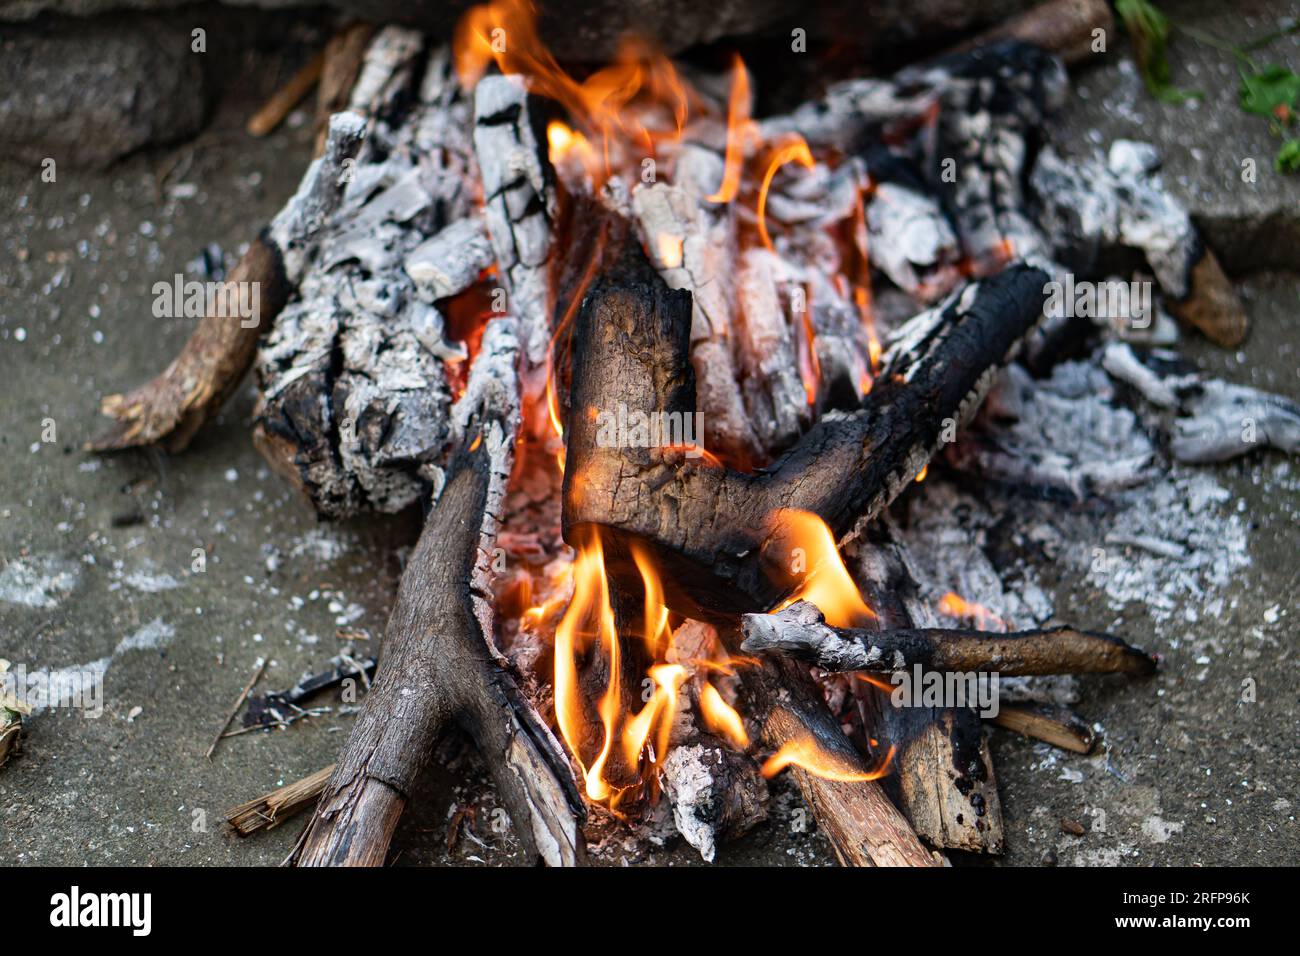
<box><xmin>206</xmin><ymin>657</ymin><xmax>266</xmax><ymax>760</ymax></box>
<box><xmin>742</xmin><ymin>601</ymin><xmax>1158</xmax><ymax>677</ymax></box>
<box><xmin>989</xmin><ymin>704</ymin><xmax>1097</xmax><ymax>754</ymax></box>
<box><xmin>226</xmin><ymin>765</ymin><xmax>335</xmax><ymax>836</ymax></box>
<box><xmin>248</xmin><ymin>51</ymin><xmax>325</xmax><ymax>137</ymax></box>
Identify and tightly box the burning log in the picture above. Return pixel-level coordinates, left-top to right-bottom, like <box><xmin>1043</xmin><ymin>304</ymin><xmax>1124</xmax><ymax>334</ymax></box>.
<box><xmin>659</xmin><ymin>620</ymin><xmax>768</xmax><ymax>862</ymax></box>
<box><xmin>562</xmin><ymin>235</ymin><xmax>1049</xmax><ymax>621</ymax></box>
<box><xmin>989</xmin><ymin>703</ymin><xmax>1097</xmax><ymax>754</ymax></box>
<box><xmin>293</xmin><ymin>319</ymin><xmax>585</xmax><ymax>867</ymax></box>
<box><xmin>850</xmin><ymin>533</ymin><xmax>1003</xmax><ymax>854</ymax></box>
<box><xmin>736</xmin><ymin>647</ymin><xmax>940</xmax><ymax>867</ymax></box>
<box><xmin>740</xmin><ymin>600</ymin><xmax>1158</xmax><ymax>677</ymax></box>
<box><xmin>473</xmin><ymin>74</ymin><xmax>558</xmax><ymax>403</ymax></box>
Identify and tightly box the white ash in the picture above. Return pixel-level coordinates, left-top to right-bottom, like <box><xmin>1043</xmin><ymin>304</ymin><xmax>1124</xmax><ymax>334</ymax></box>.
<box><xmin>0</xmin><ymin>555</ymin><xmax>80</xmax><ymax>609</ymax></box>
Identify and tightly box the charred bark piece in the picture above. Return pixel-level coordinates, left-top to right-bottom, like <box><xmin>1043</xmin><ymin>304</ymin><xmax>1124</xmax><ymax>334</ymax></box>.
<box><xmin>294</xmin><ymin>319</ymin><xmax>585</xmax><ymax>867</ymax></box>
<box><xmin>1031</xmin><ymin>143</ymin><xmax>1248</xmax><ymax>347</ymax></box>
<box><xmin>851</xmin><ymin>533</ymin><xmax>1002</xmax><ymax>854</ymax></box>
<box><xmin>562</xmin><ymin>240</ymin><xmax>1049</xmax><ymax>621</ymax></box>
<box><xmin>1101</xmin><ymin>342</ymin><xmax>1300</xmax><ymax>463</ymax></box>
<box><xmin>740</xmin><ymin>601</ymin><xmax>1158</xmax><ymax>677</ymax></box>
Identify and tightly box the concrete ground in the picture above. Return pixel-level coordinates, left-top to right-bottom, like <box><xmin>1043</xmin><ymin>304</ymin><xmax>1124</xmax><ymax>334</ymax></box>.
<box><xmin>1</xmin><ymin>2</ymin><xmax>1296</xmax><ymax>866</ymax></box>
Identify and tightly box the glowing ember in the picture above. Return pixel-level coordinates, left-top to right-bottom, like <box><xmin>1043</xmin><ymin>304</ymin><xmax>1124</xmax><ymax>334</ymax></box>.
<box><xmin>937</xmin><ymin>591</ymin><xmax>1007</xmax><ymax>631</ymax></box>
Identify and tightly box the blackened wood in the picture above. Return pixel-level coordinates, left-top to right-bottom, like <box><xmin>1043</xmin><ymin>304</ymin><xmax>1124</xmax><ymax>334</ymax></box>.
<box><xmin>852</xmin><ymin>535</ymin><xmax>1002</xmax><ymax>854</ymax></box>
<box><xmin>562</xmin><ymin>240</ymin><xmax>1049</xmax><ymax>622</ymax></box>
<box><xmin>741</xmin><ymin>601</ymin><xmax>1158</xmax><ymax>676</ymax></box>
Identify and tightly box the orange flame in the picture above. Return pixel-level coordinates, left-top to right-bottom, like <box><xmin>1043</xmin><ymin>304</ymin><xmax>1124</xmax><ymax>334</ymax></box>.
<box><xmin>936</xmin><ymin>591</ymin><xmax>1007</xmax><ymax>632</ymax></box>
<box><xmin>770</xmin><ymin>509</ymin><xmax>876</xmax><ymax>627</ymax></box>
<box><xmin>756</xmin><ymin>137</ymin><xmax>814</xmax><ymax>252</ymax></box>
<box><xmin>706</xmin><ymin>54</ymin><xmax>753</xmax><ymax>203</ymax></box>
<box><xmin>456</xmin><ymin>1</ymin><xmax>701</xmax><ymax>188</ymax></box>
<box><xmin>699</xmin><ymin>681</ymin><xmax>749</xmax><ymax>748</ymax></box>
<box><xmin>552</xmin><ymin>532</ymin><xmax>689</xmax><ymax>806</ymax></box>
<box><xmin>761</xmin><ymin>735</ymin><xmax>896</xmax><ymax>782</ymax></box>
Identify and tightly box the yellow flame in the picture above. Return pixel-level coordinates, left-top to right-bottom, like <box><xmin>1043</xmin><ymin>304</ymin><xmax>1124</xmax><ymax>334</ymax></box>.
<box><xmin>699</xmin><ymin>682</ymin><xmax>748</xmax><ymax>748</ymax></box>
<box><xmin>771</xmin><ymin>509</ymin><xmax>876</xmax><ymax>627</ymax></box>
<box><xmin>761</xmin><ymin>735</ymin><xmax>896</xmax><ymax>782</ymax></box>
<box><xmin>757</xmin><ymin>138</ymin><xmax>814</xmax><ymax>252</ymax></box>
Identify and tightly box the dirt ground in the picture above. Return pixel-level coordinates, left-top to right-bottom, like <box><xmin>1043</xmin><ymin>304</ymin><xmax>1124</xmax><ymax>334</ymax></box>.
<box><xmin>1</xmin><ymin>3</ymin><xmax>1296</xmax><ymax>866</ymax></box>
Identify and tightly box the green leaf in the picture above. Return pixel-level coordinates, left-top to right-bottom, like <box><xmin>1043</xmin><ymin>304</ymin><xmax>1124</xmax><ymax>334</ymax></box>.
<box><xmin>1275</xmin><ymin>138</ymin><xmax>1300</xmax><ymax>173</ymax></box>
<box><xmin>1238</xmin><ymin>65</ymin><xmax>1300</xmax><ymax>118</ymax></box>
<box><xmin>1115</xmin><ymin>0</ymin><xmax>1202</xmax><ymax>103</ymax></box>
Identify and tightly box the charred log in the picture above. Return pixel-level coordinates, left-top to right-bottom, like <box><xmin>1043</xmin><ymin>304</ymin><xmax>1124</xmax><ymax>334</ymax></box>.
<box><xmin>562</xmin><ymin>236</ymin><xmax>1049</xmax><ymax>621</ymax></box>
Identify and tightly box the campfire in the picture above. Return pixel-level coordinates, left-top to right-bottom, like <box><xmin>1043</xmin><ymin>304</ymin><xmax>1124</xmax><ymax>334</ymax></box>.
<box><xmin>87</xmin><ymin>0</ymin><xmax>1300</xmax><ymax>867</ymax></box>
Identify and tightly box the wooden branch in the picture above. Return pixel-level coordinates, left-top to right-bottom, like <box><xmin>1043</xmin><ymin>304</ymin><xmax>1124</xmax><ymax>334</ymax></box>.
<box><xmin>562</xmin><ymin>235</ymin><xmax>1049</xmax><ymax>621</ymax></box>
<box><xmin>225</xmin><ymin>765</ymin><xmax>334</xmax><ymax>836</ymax></box>
<box><xmin>292</xmin><ymin>319</ymin><xmax>585</xmax><ymax>867</ymax></box>
<box><xmin>990</xmin><ymin>703</ymin><xmax>1097</xmax><ymax>754</ymax></box>
<box><xmin>741</xmin><ymin>601</ymin><xmax>1158</xmax><ymax>677</ymax></box>
<box><xmin>852</xmin><ymin>535</ymin><xmax>1002</xmax><ymax>854</ymax></box>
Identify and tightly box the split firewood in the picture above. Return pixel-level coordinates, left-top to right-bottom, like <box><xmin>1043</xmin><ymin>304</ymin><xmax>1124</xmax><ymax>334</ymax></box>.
<box><xmin>1101</xmin><ymin>342</ymin><xmax>1300</xmax><ymax>463</ymax></box>
<box><xmin>990</xmin><ymin>703</ymin><xmax>1097</xmax><ymax>754</ymax></box>
<box><xmin>562</xmin><ymin>231</ymin><xmax>1049</xmax><ymax>621</ymax></box>
<box><xmin>851</xmin><ymin>533</ymin><xmax>1002</xmax><ymax>854</ymax></box>
<box><xmin>313</xmin><ymin>22</ymin><xmax>378</xmax><ymax>153</ymax></box>
<box><xmin>740</xmin><ymin>600</ymin><xmax>1158</xmax><ymax>677</ymax></box>
<box><xmin>226</xmin><ymin>765</ymin><xmax>334</xmax><ymax>836</ymax></box>
<box><xmin>293</xmin><ymin>318</ymin><xmax>585</xmax><ymax>867</ymax></box>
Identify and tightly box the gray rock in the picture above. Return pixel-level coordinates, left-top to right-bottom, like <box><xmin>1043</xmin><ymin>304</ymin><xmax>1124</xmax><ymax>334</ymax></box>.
<box><xmin>0</xmin><ymin>14</ymin><xmax>208</xmax><ymax>168</ymax></box>
<box><xmin>1</xmin><ymin>0</ymin><xmax>1035</xmax><ymax>62</ymax></box>
<box><xmin>1054</xmin><ymin>0</ymin><xmax>1300</xmax><ymax>276</ymax></box>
